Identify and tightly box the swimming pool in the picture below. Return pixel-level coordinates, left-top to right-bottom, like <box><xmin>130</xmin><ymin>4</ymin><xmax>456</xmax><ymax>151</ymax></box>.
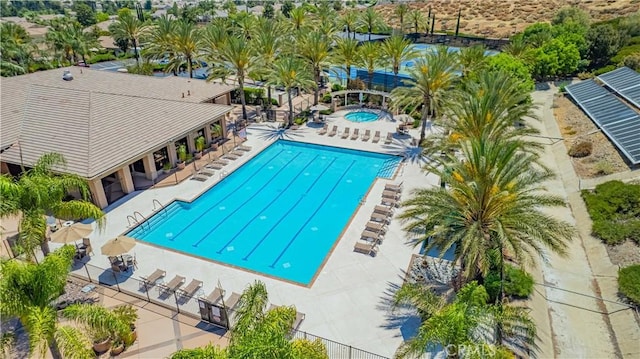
<box><xmin>345</xmin><ymin>111</ymin><xmax>379</xmax><ymax>123</ymax></box>
<box><xmin>127</xmin><ymin>140</ymin><xmax>401</xmax><ymax>285</ymax></box>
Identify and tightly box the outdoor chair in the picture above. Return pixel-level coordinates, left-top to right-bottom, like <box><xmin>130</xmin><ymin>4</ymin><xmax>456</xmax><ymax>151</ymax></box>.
<box><xmin>385</xmin><ymin>182</ymin><xmax>403</xmax><ymax>193</ymax></box>
<box><xmin>328</xmin><ymin>125</ymin><xmax>338</xmax><ymax>137</ymax></box>
<box><xmin>79</xmin><ymin>238</ymin><xmax>93</xmax><ymax>255</ymax></box>
<box><xmin>411</xmin><ymin>137</ymin><xmax>420</xmax><ymax>147</ymax></box>
<box><xmin>354</xmin><ymin>241</ymin><xmax>378</xmax><ymax>256</ymax></box>
<box><xmin>223</xmin><ymin>153</ymin><xmax>240</xmax><ymax>161</ymax></box>
<box><xmin>318</xmin><ymin>123</ymin><xmax>328</xmax><ymax>135</ymax></box>
<box><xmin>204</xmin><ymin>288</ymin><xmax>224</xmax><ymax>304</ymax></box>
<box><xmin>224</xmin><ymin>292</ymin><xmax>241</xmax><ymax>311</ymax></box>
<box><xmin>384</xmin><ymin>132</ymin><xmax>393</xmax><ymax>144</ymax></box>
<box><xmin>231</xmin><ymin>150</ymin><xmax>244</xmax><ymax>157</ymax></box>
<box><xmin>362</xmin><ymin>129</ymin><xmax>371</xmax><ymax>142</ymax></box>
<box><xmin>199</xmin><ymin>168</ymin><xmax>216</xmax><ymax>177</ymax></box>
<box><xmin>370</xmin><ymin>212</ymin><xmax>391</xmax><ymax>224</ymax></box>
<box><xmin>159</xmin><ymin>275</ymin><xmax>185</xmax><ymax>294</ymax></box>
<box><xmin>361</xmin><ymin>230</ymin><xmax>384</xmax><ymax>243</ymax></box>
<box><xmin>141</xmin><ymin>269</ymin><xmax>166</xmax><ymax>286</ymax></box>
<box><xmin>374</xmin><ymin>205</ymin><xmax>394</xmax><ymax>216</ymax></box>
<box><xmin>365</xmin><ymin>221</ymin><xmax>387</xmax><ymax>234</ymax></box>
<box><xmin>191</xmin><ymin>171</ymin><xmax>209</xmax><ymax>182</ymax></box>
<box><xmin>237</xmin><ymin>145</ymin><xmax>252</xmax><ymax>152</ymax></box>
<box><xmin>381</xmin><ymin>197</ymin><xmax>400</xmax><ymax>208</ymax></box>
<box><xmin>207</xmin><ymin>162</ymin><xmax>225</xmax><ymax>170</ymax></box>
<box><xmin>341</xmin><ymin>127</ymin><xmax>350</xmax><ymax>139</ymax></box>
<box><xmin>382</xmin><ymin>190</ymin><xmax>401</xmax><ymax>200</ymax></box>
<box><xmin>351</xmin><ymin>128</ymin><xmax>360</xmax><ymax>140</ymax></box>
<box><xmin>372</xmin><ymin>131</ymin><xmax>381</xmax><ymax>143</ymax></box>
<box><xmin>179</xmin><ymin>279</ymin><xmax>203</xmax><ymax>298</ymax></box>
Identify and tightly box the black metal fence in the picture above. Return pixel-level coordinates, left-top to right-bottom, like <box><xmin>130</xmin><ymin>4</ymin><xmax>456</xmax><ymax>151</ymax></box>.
<box><xmin>70</xmin><ymin>261</ymin><xmax>391</xmax><ymax>359</ymax></box>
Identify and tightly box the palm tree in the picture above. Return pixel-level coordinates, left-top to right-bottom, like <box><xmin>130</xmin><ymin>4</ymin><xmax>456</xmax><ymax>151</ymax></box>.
<box><xmin>356</xmin><ymin>41</ymin><xmax>381</xmax><ymax>90</ymax></box>
<box><xmin>0</xmin><ymin>246</ymin><xmax>95</xmax><ymax>359</ymax></box>
<box><xmin>166</xmin><ymin>19</ymin><xmax>201</xmax><ymax>78</ymax></box>
<box><xmin>0</xmin><ymin>153</ymin><xmax>105</xmax><ymax>260</ymax></box>
<box><xmin>250</xmin><ymin>20</ymin><xmax>283</xmax><ymax>111</ymax></box>
<box><xmin>267</xmin><ymin>56</ymin><xmax>315</xmax><ymax>127</ymax></box>
<box><xmin>380</xmin><ymin>35</ymin><xmax>419</xmax><ymax>89</ymax></box>
<box><xmin>331</xmin><ymin>37</ymin><xmax>359</xmax><ymax>86</ymax></box>
<box><xmin>399</xmin><ymin>137</ymin><xmax>573</xmax><ymax>283</ymax></box>
<box><xmin>458</xmin><ymin>45</ymin><xmax>488</xmax><ymax>78</ymax></box>
<box><xmin>391</xmin><ymin>281</ymin><xmax>535</xmax><ymax>358</ymax></box>
<box><xmin>408</xmin><ymin>10</ymin><xmax>427</xmax><ymax>34</ymax></box>
<box><xmin>170</xmin><ymin>281</ymin><xmax>328</xmax><ymax>359</ymax></box>
<box><xmin>109</xmin><ymin>10</ymin><xmax>149</xmax><ymax>64</ymax></box>
<box><xmin>358</xmin><ymin>7</ymin><xmax>387</xmax><ymax>41</ymax></box>
<box><xmin>390</xmin><ymin>46</ymin><xmax>458</xmax><ymax>145</ymax></box>
<box><xmin>289</xmin><ymin>6</ymin><xmax>308</xmax><ymax>32</ymax></box>
<box><xmin>142</xmin><ymin>15</ymin><xmax>177</xmax><ymax>64</ymax></box>
<box><xmin>230</xmin><ymin>11</ymin><xmax>257</xmax><ymax>39</ymax></box>
<box><xmin>502</xmin><ymin>36</ymin><xmax>533</xmax><ymax>63</ymax></box>
<box><xmin>395</xmin><ymin>3</ymin><xmax>409</xmax><ymax>33</ymax></box>
<box><xmin>339</xmin><ymin>10</ymin><xmax>359</xmax><ymax>40</ymax></box>
<box><xmin>208</xmin><ymin>36</ymin><xmax>256</xmax><ymax>120</ymax></box>
<box><xmin>297</xmin><ymin>31</ymin><xmax>332</xmax><ymax>105</ymax></box>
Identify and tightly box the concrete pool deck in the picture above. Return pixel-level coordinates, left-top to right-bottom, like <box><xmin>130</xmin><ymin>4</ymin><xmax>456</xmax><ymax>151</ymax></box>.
<box><xmin>57</xmin><ymin>113</ymin><xmax>439</xmax><ymax>357</ymax></box>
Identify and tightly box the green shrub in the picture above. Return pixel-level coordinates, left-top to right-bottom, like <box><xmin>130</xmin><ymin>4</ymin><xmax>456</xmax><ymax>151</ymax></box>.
<box><xmin>618</xmin><ymin>265</ymin><xmax>640</xmax><ymax>305</ymax></box>
<box><xmin>331</xmin><ymin>83</ymin><xmax>344</xmax><ymax>91</ymax></box>
<box><xmin>582</xmin><ymin>181</ymin><xmax>640</xmax><ymax>245</ymax></box>
<box><xmin>294</xmin><ymin>117</ymin><xmax>306</xmax><ymax>125</ymax></box>
<box><xmin>270</xmin><ymin>98</ymin><xmax>279</xmax><ymax>107</ymax></box>
<box><xmin>577</xmin><ymin>72</ymin><xmax>594</xmax><ymax>80</ymax></box>
<box><xmin>412</xmin><ymin>119</ymin><xmax>421</xmax><ymax>128</ymax></box>
<box><xmin>319</xmin><ymin>109</ymin><xmax>333</xmax><ymax>115</ymax></box>
<box><xmin>594</xmin><ymin>160</ymin><xmax>615</xmax><ymax>176</ymax></box>
<box><xmin>593</xmin><ymin>64</ymin><xmax>617</xmax><ymax>75</ymax></box>
<box><xmin>611</xmin><ymin>44</ymin><xmax>640</xmax><ymax>64</ymax></box>
<box><xmin>321</xmin><ymin>93</ymin><xmax>332</xmax><ymax>103</ymax></box>
<box><xmin>484</xmin><ymin>265</ymin><xmax>535</xmax><ymax>302</ymax></box>
<box><xmin>568</xmin><ymin>141</ymin><xmax>593</xmax><ymax>157</ymax></box>
<box><xmin>87</xmin><ymin>53</ymin><xmax>116</xmax><ymax>64</ymax></box>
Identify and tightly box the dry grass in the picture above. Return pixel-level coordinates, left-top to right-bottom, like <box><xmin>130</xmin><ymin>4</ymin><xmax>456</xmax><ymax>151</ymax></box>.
<box><xmin>374</xmin><ymin>0</ymin><xmax>640</xmax><ymax>38</ymax></box>
<box><xmin>553</xmin><ymin>95</ymin><xmax>629</xmax><ymax>178</ymax></box>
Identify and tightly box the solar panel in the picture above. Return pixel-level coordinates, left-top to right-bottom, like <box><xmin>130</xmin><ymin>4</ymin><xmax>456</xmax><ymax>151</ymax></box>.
<box><xmin>597</xmin><ymin>66</ymin><xmax>640</xmax><ymax>109</ymax></box>
<box><xmin>565</xmin><ymin>79</ymin><xmax>640</xmax><ymax>165</ymax></box>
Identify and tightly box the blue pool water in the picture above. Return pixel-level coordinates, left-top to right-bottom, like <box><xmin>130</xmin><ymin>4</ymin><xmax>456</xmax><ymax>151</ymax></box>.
<box><xmin>127</xmin><ymin>140</ymin><xmax>401</xmax><ymax>285</ymax></box>
<box><xmin>345</xmin><ymin>111</ymin><xmax>379</xmax><ymax>123</ymax></box>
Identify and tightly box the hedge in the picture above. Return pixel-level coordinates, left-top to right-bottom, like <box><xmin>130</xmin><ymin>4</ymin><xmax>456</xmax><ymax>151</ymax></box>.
<box><xmin>618</xmin><ymin>265</ymin><xmax>640</xmax><ymax>306</ymax></box>
<box><xmin>484</xmin><ymin>264</ymin><xmax>534</xmax><ymax>302</ymax></box>
<box><xmin>87</xmin><ymin>53</ymin><xmax>116</xmax><ymax>64</ymax></box>
<box><xmin>582</xmin><ymin>181</ymin><xmax>640</xmax><ymax>245</ymax></box>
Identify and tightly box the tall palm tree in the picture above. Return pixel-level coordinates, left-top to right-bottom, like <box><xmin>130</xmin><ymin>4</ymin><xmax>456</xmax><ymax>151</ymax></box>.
<box><xmin>331</xmin><ymin>37</ymin><xmax>359</xmax><ymax>86</ymax></box>
<box><xmin>390</xmin><ymin>46</ymin><xmax>458</xmax><ymax>144</ymax></box>
<box><xmin>142</xmin><ymin>15</ymin><xmax>177</xmax><ymax>63</ymax></box>
<box><xmin>391</xmin><ymin>281</ymin><xmax>535</xmax><ymax>358</ymax></box>
<box><xmin>395</xmin><ymin>3</ymin><xmax>409</xmax><ymax>33</ymax></box>
<box><xmin>0</xmin><ymin>246</ymin><xmax>95</xmax><ymax>359</ymax></box>
<box><xmin>109</xmin><ymin>10</ymin><xmax>150</xmax><ymax>64</ymax></box>
<box><xmin>356</xmin><ymin>41</ymin><xmax>381</xmax><ymax>90</ymax></box>
<box><xmin>167</xmin><ymin>19</ymin><xmax>201</xmax><ymax>78</ymax></box>
<box><xmin>297</xmin><ymin>31</ymin><xmax>332</xmax><ymax>105</ymax></box>
<box><xmin>380</xmin><ymin>35</ymin><xmax>419</xmax><ymax>89</ymax></box>
<box><xmin>230</xmin><ymin>11</ymin><xmax>257</xmax><ymax>39</ymax></box>
<box><xmin>458</xmin><ymin>45</ymin><xmax>488</xmax><ymax>78</ymax></box>
<box><xmin>358</xmin><ymin>7</ymin><xmax>386</xmax><ymax>41</ymax></box>
<box><xmin>339</xmin><ymin>10</ymin><xmax>359</xmax><ymax>40</ymax></box>
<box><xmin>408</xmin><ymin>10</ymin><xmax>427</xmax><ymax>34</ymax></box>
<box><xmin>250</xmin><ymin>19</ymin><xmax>283</xmax><ymax>110</ymax></box>
<box><xmin>0</xmin><ymin>153</ymin><xmax>105</xmax><ymax>260</ymax></box>
<box><xmin>289</xmin><ymin>6</ymin><xmax>308</xmax><ymax>32</ymax></box>
<box><xmin>399</xmin><ymin>137</ymin><xmax>573</xmax><ymax>283</ymax></box>
<box><xmin>502</xmin><ymin>36</ymin><xmax>533</xmax><ymax>63</ymax></box>
<box><xmin>267</xmin><ymin>57</ymin><xmax>315</xmax><ymax>127</ymax></box>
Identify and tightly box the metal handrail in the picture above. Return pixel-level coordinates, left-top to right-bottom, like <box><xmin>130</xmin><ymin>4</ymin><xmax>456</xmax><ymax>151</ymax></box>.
<box><xmin>152</xmin><ymin>199</ymin><xmax>167</xmax><ymax>216</ymax></box>
<box><xmin>132</xmin><ymin>211</ymin><xmax>149</xmax><ymax>230</ymax></box>
<box><xmin>126</xmin><ymin>215</ymin><xmax>139</xmax><ymax>228</ymax></box>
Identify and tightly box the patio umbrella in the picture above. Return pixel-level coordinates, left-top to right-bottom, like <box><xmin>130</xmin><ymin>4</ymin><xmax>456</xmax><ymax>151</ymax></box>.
<box><xmin>310</xmin><ymin>104</ymin><xmax>329</xmax><ymax>112</ymax></box>
<box><xmin>395</xmin><ymin>114</ymin><xmax>413</xmax><ymax>124</ymax></box>
<box><xmin>50</xmin><ymin>223</ymin><xmax>93</xmax><ymax>247</ymax></box>
<box><xmin>101</xmin><ymin>236</ymin><xmax>137</xmax><ymax>256</ymax></box>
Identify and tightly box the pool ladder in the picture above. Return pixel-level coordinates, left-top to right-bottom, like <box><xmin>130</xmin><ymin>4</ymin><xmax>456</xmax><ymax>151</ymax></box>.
<box><xmin>152</xmin><ymin>199</ymin><xmax>168</xmax><ymax>217</ymax></box>
<box><xmin>126</xmin><ymin>211</ymin><xmax>150</xmax><ymax>230</ymax></box>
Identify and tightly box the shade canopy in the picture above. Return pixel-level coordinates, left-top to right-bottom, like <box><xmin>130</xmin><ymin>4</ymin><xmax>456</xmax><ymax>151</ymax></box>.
<box><xmin>395</xmin><ymin>114</ymin><xmax>413</xmax><ymax>124</ymax></box>
<box><xmin>50</xmin><ymin>223</ymin><xmax>93</xmax><ymax>244</ymax></box>
<box><xmin>101</xmin><ymin>236</ymin><xmax>137</xmax><ymax>256</ymax></box>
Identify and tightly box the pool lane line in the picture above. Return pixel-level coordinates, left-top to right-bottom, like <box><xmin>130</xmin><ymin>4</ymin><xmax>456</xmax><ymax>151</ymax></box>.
<box><xmin>240</xmin><ymin>156</ymin><xmax>338</xmax><ymax>261</ymax></box>
<box><xmin>268</xmin><ymin>160</ymin><xmax>357</xmax><ymax>269</ymax></box>
<box><xmin>190</xmin><ymin>151</ymin><xmax>304</xmax><ymax>248</ymax></box>
<box><xmin>165</xmin><ymin>149</ymin><xmax>286</xmax><ymax>241</ymax></box>
<box><xmin>212</xmin><ymin>153</ymin><xmax>326</xmax><ymax>254</ymax></box>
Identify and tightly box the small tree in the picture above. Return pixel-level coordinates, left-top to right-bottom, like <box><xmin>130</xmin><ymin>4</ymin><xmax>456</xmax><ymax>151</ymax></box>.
<box><xmin>74</xmin><ymin>2</ymin><xmax>97</xmax><ymax>27</ymax></box>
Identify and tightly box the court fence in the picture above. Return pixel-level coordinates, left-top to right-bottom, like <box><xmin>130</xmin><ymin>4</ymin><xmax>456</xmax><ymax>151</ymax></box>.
<box><xmin>69</xmin><ymin>260</ymin><xmax>391</xmax><ymax>359</ymax></box>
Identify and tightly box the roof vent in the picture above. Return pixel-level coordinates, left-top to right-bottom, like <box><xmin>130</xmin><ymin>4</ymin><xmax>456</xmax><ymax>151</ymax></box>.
<box><xmin>62</xmin><ymin>70</ymin><xmax>73</xmax><ymax>81</ymax></box>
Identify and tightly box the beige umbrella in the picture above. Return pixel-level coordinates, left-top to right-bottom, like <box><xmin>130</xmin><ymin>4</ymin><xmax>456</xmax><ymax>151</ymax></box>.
<box><xmin>101</xmin><ymin>236</ymin><xmax>137</xmax><ymax>256</ymax></box>
<box><xmin>50</xmin><ymin>223</ymin><xmax>93</xmax><ymax>246</ymax></box>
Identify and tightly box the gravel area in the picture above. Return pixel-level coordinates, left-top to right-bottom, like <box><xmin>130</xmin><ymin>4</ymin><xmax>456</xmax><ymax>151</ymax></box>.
<box><xmin>553</xmin><ymin>95</ymin><xmax>629</xmax><ymax>179</ymax></box>
<box><xmin>605</xmin><ymin>240</ymin><xmax>640</xmax><ymax>268</ymax></box>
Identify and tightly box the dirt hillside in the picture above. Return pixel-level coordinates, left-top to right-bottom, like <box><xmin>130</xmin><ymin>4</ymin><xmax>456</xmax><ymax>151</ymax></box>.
<box><xmin>375</xmin><ymin>0</ymin><xmax>640</xmax><ymax>38</ymax></box>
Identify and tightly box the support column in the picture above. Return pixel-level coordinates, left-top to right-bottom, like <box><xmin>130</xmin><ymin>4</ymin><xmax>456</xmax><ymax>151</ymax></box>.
<box><xmin>186</xmin><ymin>133</ymin><xmax>196</xmax><ymax>154</ymax></box>
<box><xmin>117</xmin><ymin>165</ymin><xmax>135</xmax><ymax>194</ymax></box>
<box><xmin>142</xmin><ymin>153</ymin><xmax>157</xmax><ymax>180</ymax></box>
<box><xmin>222</xmin><ymin>115</ymin><xmax>229</xmax><ymax>138</ymax></box>
<box><xmin>0</xmin><ymin>162</ymin><xmax>9</xmax><ymax>174</ymax></box>
<box><xmin>88</xmin><ymin>178</ymin><xmax>108</xmax><ymax>209</ymax></box>
<box><xmin>167</xmin><ymin>142</ymin><xmax>178</xmax><ymax>165</ymax></box>
<box><xmin>204</xmin><ymin>124</ymin><xmax>213</xmax><ymax>144</ymax></box>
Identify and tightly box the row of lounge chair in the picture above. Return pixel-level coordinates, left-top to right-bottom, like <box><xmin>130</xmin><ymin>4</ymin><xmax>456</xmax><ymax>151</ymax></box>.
<box><xmin>191</xmin><ymin>145</ymin><xmax>252</xmax><ymax>181</ymax></box>
<box><xmin>318</xmin><ymin>125</ymin><xmax>395</xmax><ymax>144</ymax></box>
<box><xmin>354</xmin><ymin>183</ymin><xmax>403</xmax><ymax>256</ymax></box>
<box><xmin>139</xmin><ymin>268</ymin><xmax>305</xmax><ymax>329</ymax></box>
